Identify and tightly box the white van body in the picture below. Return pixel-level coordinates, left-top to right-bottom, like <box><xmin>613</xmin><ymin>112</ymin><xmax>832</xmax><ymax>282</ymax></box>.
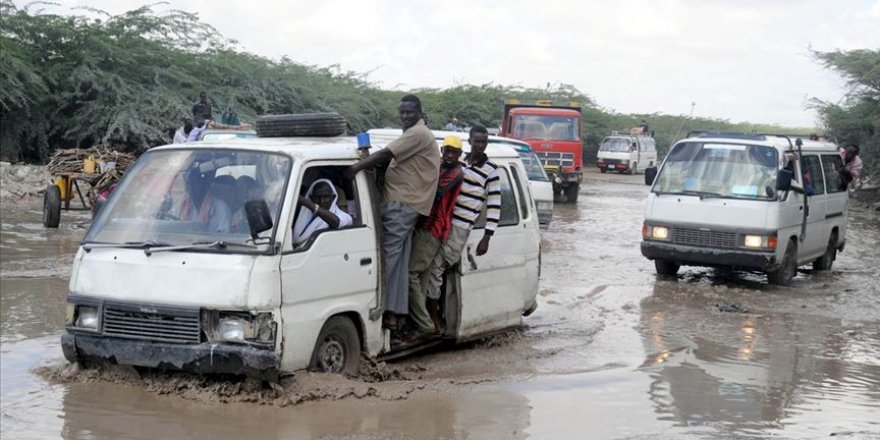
<box><xmin>62</xmin><ymin>135</ymin><xmax>540</xmax><ymax>378</ymax></box>
<box><xmin>641</xmin><ymin>133</ymin><xmax>848</xmax><ymax>285</ymax></box>
<box><xmin>369</xmin><ymin>129</ymin><xmax>554</xmax><ymax>227</ymax></box>
<box><xmin>597</xmin><ymin>132</ymin><xmax>658</xmax><ymax>174</ymax></box>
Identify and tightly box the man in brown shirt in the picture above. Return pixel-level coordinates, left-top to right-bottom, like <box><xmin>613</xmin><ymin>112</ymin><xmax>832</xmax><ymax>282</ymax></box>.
<box><xmin>344</xmin><ymin>94</ymin><xmax>440</xmax><ymax>331</ymax></box>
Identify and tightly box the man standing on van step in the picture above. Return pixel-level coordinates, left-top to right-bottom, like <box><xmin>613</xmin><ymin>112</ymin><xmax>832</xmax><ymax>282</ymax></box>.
<box><xmin>426</xmin><ymin>125</ymin><xmax>501</xmax><ymax>308</ymax></box>
<box><xmin>407</xmin><ymin>135</ymin><xmax>464</xmax><ymax>338</ymax></box>
<box><xmin>344</xmin><ymin>94</ymin><xmax>440</xmax><ymax>331</ymax></box>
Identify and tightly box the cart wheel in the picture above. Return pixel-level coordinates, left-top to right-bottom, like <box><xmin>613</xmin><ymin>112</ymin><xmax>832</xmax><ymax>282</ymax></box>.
<box><xmin>44</xmin><ymin>184</ymin><xmax>62</xmax><ymax>228</ymax></box>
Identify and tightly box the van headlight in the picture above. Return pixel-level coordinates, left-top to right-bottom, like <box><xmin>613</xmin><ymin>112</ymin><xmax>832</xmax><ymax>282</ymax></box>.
<box><xmin>536</xmin><ymin>201</ymin><xmax>553</xmax><ymax>212</ymax></box>
<box><xmin>651</xmin><ymin>226</ymin><xmax>670</xmax><ymax>240</ymax></box>
<box><xmin>74</xmin><ymin>306</ymin><xmax>99</xmax><ymax>330</ymax></box>
<box><xmin>742</xmin><ymin>234</ymin><xmax>777</xmax><ymax>249</ymax></box>
<box><xmin>204</xmin><ymin>311</ymin><xmax>276</xmax><ymax>347</ymax></box>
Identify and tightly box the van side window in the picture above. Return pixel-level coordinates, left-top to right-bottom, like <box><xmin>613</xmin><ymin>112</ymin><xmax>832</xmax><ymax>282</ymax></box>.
<box><xmin>289</xmin><ymin>165</ymin><xmax>360</xmax><ymax>251</ymax></box>
<box><xmin>473</xmin><ymin>167</ymin><xmax>520</xmax><ymax>228</ymax></box>
<box><xmin>802</xmin><ymin>155</ymin><xmax>825</xmax><ymax>196</ymax></box>
<box><xmin>821</xmin><ymin>154</ymin><xmax>847</xmax><ymax>193</ymax></box>
<box><xmin>509</xmin><ymin>166</ymin><xmax>529</xmax><ymax>220</ymax></box>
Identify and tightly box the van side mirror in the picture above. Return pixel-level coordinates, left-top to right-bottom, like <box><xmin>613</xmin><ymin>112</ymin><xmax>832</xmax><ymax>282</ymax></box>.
<box><xmin>776</xmin><ymin>168</ymin><xmax>793</xmax><ymax>191</ymax></box>
<box><xmin>245</xmin><ymin>200</ymin><xmax>273</xmax><ymax>239</ymax></box>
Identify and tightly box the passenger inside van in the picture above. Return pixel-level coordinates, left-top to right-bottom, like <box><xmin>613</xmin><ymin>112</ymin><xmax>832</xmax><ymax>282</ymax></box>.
<box><xmin>292</xmin><ymin>179</ymin><xmax>352</xmax><ymax>247</ymax></box>
<box><xmin>176</xmin><ymin>167</ymin><xmax>232</xmax><ymax>233</ymax></box>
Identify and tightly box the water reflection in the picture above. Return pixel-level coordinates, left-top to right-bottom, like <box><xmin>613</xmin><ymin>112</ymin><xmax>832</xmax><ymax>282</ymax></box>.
<box><xmin>640</xmin><ymin>281</ymin><xmax>880</xmax><ymax>437</ymax></box>
<box><xmin>54</xmin><ymin>381</ymin><xmax>531</xmax><ymax>440</ymax></box>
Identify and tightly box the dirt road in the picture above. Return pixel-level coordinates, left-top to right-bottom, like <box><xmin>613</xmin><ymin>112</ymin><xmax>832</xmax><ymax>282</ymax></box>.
<box><xmin>1</xmin><ymin>169</ymin><xmax>878</xmax><ymax>439</ymax></box>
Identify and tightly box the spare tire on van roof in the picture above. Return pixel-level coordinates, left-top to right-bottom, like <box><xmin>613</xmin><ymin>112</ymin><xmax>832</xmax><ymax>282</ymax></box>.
<box><xmin>255</xmin><ymin>113</ymin><xmax>347</xmax><ymax>138</ymax></box>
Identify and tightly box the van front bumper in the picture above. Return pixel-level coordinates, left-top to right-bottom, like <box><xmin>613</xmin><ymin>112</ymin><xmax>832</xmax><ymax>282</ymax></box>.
<box><xmin>641</xmin><ymin>241</ymin><xmax>777</xmax><ymax>270</ymax></box>
<box><xmin>62</xmin><ymin>333</ymin><xmax>279</xmax><ymax>380</ymax></box>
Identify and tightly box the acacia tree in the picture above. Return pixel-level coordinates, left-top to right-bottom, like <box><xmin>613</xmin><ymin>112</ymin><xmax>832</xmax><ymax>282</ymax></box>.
<box><xmin>812</xmin><ymin>48</ymin><xmax>880</xmax><ymax>182</ymax></box>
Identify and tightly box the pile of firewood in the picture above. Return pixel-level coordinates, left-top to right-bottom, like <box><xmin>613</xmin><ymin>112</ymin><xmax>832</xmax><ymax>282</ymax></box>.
<box><xmin>47</xmin><ymin>147</ymin><xmax>137</xmax><ymax>174</ymax></box>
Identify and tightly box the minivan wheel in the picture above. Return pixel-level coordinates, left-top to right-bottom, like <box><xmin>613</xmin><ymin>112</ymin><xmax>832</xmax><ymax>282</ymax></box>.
<box><xmin>43</xmin><ymin>184</ymin><xmax>62</xmax><ymax>228</ymax></box>
<box><xmin>655</xmin><ymin>259</ymin><xmax>680</xmax><ymax>276</ymax></box>
<box><xmin>768</xmin><ymin>240</ymin><xmax>797</xmax><ymax>286</ymax></box>
<box><xmin>812</xmin><ymin>232</ymin><xmax>837</xmax><ymax>271</ymax></box>
<box><xmin>644</xmin><ymin>166</ymin><xmax>657</xmax><ymax>185</ymax></box>
<box><xmin>600</xmin><ymin>168</ymin><xmax>607</xmax><ymax>174</ymax></box>
<box><xmin>310</xmin><ymin>316</ymin><xmax>360</xmax><ymax>375</ymax></box>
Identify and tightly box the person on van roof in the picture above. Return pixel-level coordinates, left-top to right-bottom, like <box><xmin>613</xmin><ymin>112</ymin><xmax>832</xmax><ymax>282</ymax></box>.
<box><xmin>408</xmin><ymin>135</ymin><xmax>464</xmax><ymax>338</ymax></box>
<box><xmin>343</xmin><ymin>94</ymin><xmax>441</xmax><ymax>331</ymax></box>
<box><xmin>293</xmin><ymin>179</ymin><xmax>352</xmax><ymax>247</ymax></box>
<box><xmin>426</xmin><ymin>125</ymin><xmax>501</xmax><ymax>303</ymax></box>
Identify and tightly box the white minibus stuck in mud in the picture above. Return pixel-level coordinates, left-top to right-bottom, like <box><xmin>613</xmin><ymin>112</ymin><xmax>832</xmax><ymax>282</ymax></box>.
<box><xmin>641</xmin><ymin>132</ymin><xmax>849</xmax><ymax>285</ymax></box>
<box><xmin>61</xmin><ymin>115</ymin><xmax>541</xmax><ymax>379</ymax></box>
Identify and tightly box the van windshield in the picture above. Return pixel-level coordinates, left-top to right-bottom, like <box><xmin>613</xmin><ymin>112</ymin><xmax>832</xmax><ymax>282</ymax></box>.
<box><xmin>600</xmin><ymin>138</ymin><xmax>632</xmax><ymax>152</ymax></box>
<box><xmin>653</xmin><ymin>142</ymin><xmax>779</xmax><ymax>200</ymax></box>
<box><xmin>85</xmin><ymin>148</ymin><xmax>291</xmax><ymax>251</ymax></box>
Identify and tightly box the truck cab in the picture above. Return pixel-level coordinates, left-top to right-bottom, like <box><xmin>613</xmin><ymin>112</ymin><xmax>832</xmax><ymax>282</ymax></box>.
<box><xmin>501</xmin><ymin>99</ymin><xmax>584</xmax><ymax>203</ymax></box>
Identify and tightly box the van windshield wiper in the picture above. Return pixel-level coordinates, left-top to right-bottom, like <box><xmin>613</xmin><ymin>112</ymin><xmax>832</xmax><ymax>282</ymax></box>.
<box><xmin>144</xmin><ymin>240</ymin><xmax>257</xmax><ymax>256</ymax></box>
<box><xmin>659</xmin><ymin>190</ymin><xmax>725</xmax><ymax>200</ymax></box>
<box><xmin>82</xmin><ymin>241</ymin><xmax>170</xmax><ymax>252</ymax></box>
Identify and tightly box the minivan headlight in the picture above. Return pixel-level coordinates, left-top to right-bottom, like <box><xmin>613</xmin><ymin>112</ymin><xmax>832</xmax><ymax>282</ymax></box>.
<box><xmin>742</xmin><ymin>234</ymin><xmax>777</xmax><ymax>249</ymax></box>
<box><xmin>205</xmin><ymin>311</ymin><xmax>276</xmax><ymax>346</ymax></box>
<box><xmin>651</xmin><ymin>226</ymin><xmax>669</xmax><ymax>240</ymax></box>
<box><xmin>74</xmin><ymin>306</ymin><xmax>99</xmax><ymax>329</ymax></box>
<box><xmin>536</xmin><ymin>201</ymin><xmax>553</xmax><ymax>211</ymax></box>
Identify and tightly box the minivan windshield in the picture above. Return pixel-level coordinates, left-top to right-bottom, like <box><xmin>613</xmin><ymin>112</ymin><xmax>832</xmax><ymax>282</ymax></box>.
<box><xmin>85</xmin><ymin>148</ymin><xmax>291</xmax><ymax>251</ymax></box>
<box><xmin>653</xmin><ymin>142</ymin><xmax>779</xmax><ymax>200</ymax></box>
<box><xmin>600</xmin><ymin>137</ymin><xmax>633</xmax><ymax>152</ymax></box>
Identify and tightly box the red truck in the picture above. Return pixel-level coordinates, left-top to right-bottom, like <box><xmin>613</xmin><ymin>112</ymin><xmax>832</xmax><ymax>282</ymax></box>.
<box><xmin>501</xmin><ymin>99</ymin><xmax>583</xmax><ymax>202</ymax></box>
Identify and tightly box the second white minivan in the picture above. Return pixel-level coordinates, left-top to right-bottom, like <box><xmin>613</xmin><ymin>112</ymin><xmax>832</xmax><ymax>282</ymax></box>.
<box><xmin>641</xmin><ymin>132</ymin><xmax>848</xmax><ymax>285</ymax></box>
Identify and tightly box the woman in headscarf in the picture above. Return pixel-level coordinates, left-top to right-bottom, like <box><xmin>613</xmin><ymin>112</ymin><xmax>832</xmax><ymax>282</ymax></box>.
<box><xmin>292</xmin><ymin>178</ymin><xmax>352</xmax><ymax>246</ymax></box>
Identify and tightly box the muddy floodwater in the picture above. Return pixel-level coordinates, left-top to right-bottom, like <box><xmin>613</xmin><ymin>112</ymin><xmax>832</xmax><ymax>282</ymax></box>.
<box><xmin>2</xmin><ymin>169</ymin><xmax>879</xmax><ymax>440</ymax></box>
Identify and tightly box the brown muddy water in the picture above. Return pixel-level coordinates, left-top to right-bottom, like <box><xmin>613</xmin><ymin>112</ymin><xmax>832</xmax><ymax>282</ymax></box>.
<box><xmin>2</xmin><ymin>169</ymin><xmax>879</xmax><ymax>440</ymax></box>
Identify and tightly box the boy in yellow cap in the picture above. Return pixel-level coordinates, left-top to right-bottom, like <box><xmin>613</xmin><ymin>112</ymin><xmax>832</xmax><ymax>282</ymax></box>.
<box><xmin>406</xmin><ymin>135</ymin><xmax>464</xmax><ymax>340</ymax></box>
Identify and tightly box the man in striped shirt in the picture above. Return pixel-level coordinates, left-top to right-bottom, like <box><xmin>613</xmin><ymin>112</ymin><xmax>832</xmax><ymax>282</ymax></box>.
<box><xmin>426</xmin><ymin>125</ymin><xmax>501</xmax><ymax>303</ymax></box>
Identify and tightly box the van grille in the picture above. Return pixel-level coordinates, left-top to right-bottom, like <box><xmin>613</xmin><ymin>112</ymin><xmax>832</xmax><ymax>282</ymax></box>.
<box><xmin>102</xmin><ymin>302</ymin><xmax>201</xmax><ymax>344</ymax></box>
<box><xmin>535</xmin><ymin>152</ymin><xmax>575</xmax><ymax>167</ymax></box>
<box><xmin>673</xmin><ymin>227</ymin><xmax>737</xmax><ymax>249</ymax></box>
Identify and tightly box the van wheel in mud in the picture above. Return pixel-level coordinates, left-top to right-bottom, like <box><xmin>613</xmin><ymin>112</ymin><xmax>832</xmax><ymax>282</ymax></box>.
<box><xmin>43</xmin><ymin>184</ymin><xmax>61</xmax><ymax>228</ymax></box>
<box><xmin>654</xmin><ymin>259</ymin><xmax>680</xmax><ymax>276</ymax></box>
<box><xmin>768</xmin><ymin>240</ymin><xmax>797</xmax><ymax>286</ymax></box>
<box><xmin>600</xmin><ymin>168</ymin><xmax>607</xmax><ymax>174</ymax></box>
<box><xmin>255</xmin><ymin>113</ymin><xmax>347</xmax><ymax>137</ymax></box>
<box><xmin>812</xmin><ymin>232</ymin><xmax>837</xmax><ymax>271</ymax></box>
<box><xmin>310</xmin><ymin>316</ymin><xmax>360</xmax><ymax>375</ymax></box>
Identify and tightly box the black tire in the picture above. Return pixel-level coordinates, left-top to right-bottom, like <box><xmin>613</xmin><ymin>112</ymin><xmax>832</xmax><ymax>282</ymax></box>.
<box><xmin>310</xmin><ymin>316</ymin><xmax>361</xmax><ymax>375</ymax></box>
<box><xmin>256</xmin><ymin>113</ymin><xmax>347</xmax><ymax>138</ymax></box>
<box><xmin>655</xmin><ymin>259</ymin><xmax>680</xmax><ymax>276</ymax></box>
<box><xmin>812</xmin><ymin>232</ymin><xmax>837</xmax><ymax>271</ymax></box>
<box><xmin>43</xmin><ymin>184</ymin><xmax>61</xmax><ymax>228</ymax></box>
<box><xmin>563</xmin><ymin>183</ymin><xmax>579</xmax><ymax>203</ymax></box>
<box><xmin>644</xmin><ymin>167</ymin><xmax>657</xmax><ymax>185</ymax></box>
<box><xmin>600</xmin><ymin>168</ymin><xmax>607</xmax><ymax>174</ymax></box>
<box><xmin>768</xmin><ymin>240</ymin><xmax>798</xmax><ymax>286</ymax></box>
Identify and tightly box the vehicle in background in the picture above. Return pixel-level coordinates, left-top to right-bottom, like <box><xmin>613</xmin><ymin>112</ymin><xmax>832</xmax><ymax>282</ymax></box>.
<box><xmin>597</xmin><ymin>130</ymin><xmax>658</xmax><ymax>176</ymax></box>
<box><xmin>501</xmin><ymin>99</ymin><xmax>583</xmax><ymax>203</ymax></box>
<box><xmin>641</xmin><ymin>131</ymin><xmax>848</xmax><ymax>285</ymax></box>
<box><xmin>199</xmin><ymin>129</ymin><xmax>258</xmax><ymax>142</ymax></box>
<box><xmin>62</xmin><ymin>116</ymin><xmax>541</xmax><ymax>379</ymax></box>
<box><xmin>369</xmin><ymin>129</ymin><xmax>554</xmax><ymax>227</ymax></box>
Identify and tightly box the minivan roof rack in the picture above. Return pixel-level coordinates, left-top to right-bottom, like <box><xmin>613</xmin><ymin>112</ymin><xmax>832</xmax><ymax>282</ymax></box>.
<box><xmin>686</xmin><ymin>130</ymin><xmax>795</xmax><ymax>149</ymax></box>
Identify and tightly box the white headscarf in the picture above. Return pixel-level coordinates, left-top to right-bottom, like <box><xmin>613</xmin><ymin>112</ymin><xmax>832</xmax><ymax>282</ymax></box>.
<box><xmin>292</xmin><ymin>178</ymin><xmax>353</xmax><ymax>246</ymax></box>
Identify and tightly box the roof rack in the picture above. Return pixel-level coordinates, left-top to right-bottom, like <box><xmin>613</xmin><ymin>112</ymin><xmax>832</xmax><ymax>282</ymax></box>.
<box><xmin>686</xmin><ymin>130</ymin><xmax>795</xmax><ymax>149</ymax></box>
<box><xmin>610</xmin><ymin>129</ymin><xmax>653</xmax><ymax>137</ymax></box>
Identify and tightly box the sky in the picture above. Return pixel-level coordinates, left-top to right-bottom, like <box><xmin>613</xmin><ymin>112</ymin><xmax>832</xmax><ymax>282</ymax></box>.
<box><xmin>36</xmin><ymin>0</ymin><xmax>880</xmax><ymax>127</ymax></box>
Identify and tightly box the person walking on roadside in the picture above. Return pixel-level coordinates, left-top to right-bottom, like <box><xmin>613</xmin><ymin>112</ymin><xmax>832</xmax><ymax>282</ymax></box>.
<box><xmin>425</xmin><ymin>125</ymin><xmax>500</xmax><ymax>306</ymax></box>
<box><xmin>407</xmin><ymin>135</ymin><xmax>464</xmax><ymax>338</ymax></box>
<box><xmin>343</xmin><ymin>94</ymin><xmax>440</xmax><ymax>332</ymax></box>
<box><xmin>192</xmin><ymin>92</ymin><xmax>213</xmax><ymax>126</ymax></box>
<box><xmin>840</xmin><ymin>144</ymin><xmax>863</xmax><ymax>191</ymax></box>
